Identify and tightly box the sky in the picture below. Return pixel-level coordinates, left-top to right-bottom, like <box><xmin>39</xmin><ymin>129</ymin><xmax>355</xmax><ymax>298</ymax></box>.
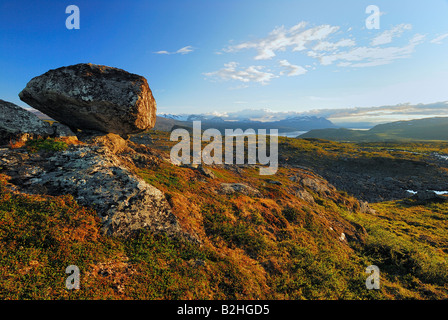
<box><xmin>1</xmin><ymin>0</ymin><xmax>448</xmax><ymax>118</ymax></box>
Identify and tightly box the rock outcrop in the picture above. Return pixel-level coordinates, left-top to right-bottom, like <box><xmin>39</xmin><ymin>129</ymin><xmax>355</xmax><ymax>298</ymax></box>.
<box><xmin>0</xmin><ymin>99</ymin><xmax>53</xmax><ymax>145</ymax></box>
<box><xmin>0</xmin><ymin>143</ymin><xmax>196</xmax><ymax>241</ymax></box>
<box><xmin>19</xmin><ymin>63</ymin><xmax>156</xmax><ymax>136</ymax></box>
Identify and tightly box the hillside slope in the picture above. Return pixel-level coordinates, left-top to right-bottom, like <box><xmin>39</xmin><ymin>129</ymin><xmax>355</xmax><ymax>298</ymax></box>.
<box><xmin>300</xmin><ymin>117</ymin><xmax>448</xmax><ymax>142</ymax></box>
<box><xmin>0</xmin><ymin>132</ymin><xmax>447</xmax><ymax>299</ymax></box>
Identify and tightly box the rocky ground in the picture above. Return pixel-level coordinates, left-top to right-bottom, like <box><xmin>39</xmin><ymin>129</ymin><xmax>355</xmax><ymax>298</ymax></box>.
<box><xmin>277</xmin><ymin>139</ymin><xmax>448</xmax><ymax>203</ymax></box>
<box><xmin>0</xmin><ymin>132</ymin><xmax>373</xmax><ymax>244</ymax></box>
<box><xmin>0</xmin><ymin>135</ymin><xmax>194</xmax><ymax>240</ymax></box>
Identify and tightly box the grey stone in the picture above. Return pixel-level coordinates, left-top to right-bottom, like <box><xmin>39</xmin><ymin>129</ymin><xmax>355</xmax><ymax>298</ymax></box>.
<box><xmin>0</xmin><ymin>144</ymin><xmax>197</xmax><ymax>241</ymax></box>
<box><xmin>300</xmin><ymin>177</ymin><xmax>335</xmax><ymax>195</ymax></box>
<box><xmin>413</xmin><ymin>190</ymin><xmax>444</xmax><ymax>202</ymax></box>
<box><xmin>0</xmin><ymin>99</ymin><xmax>53</xmax><ymax>145</ymax></box>
<box><xmin>358</xmin><ymin>200</ymin><xmax>376</xmax><ymax>215</ymax></box>
<box><xmin>295</xmin><ymin>188</ymin><xmax>315</xmax><ymax>203</ymax></box>
<box><xmin>198</xmin><ymin>165</ymin><xmax>216</xmax><ymax>179</ymax></box>
<box><xmin>266</xmin><ymin>180</ymin><xmax>283</xmax><ymax>186</ymax></box>
<box><xmin>19</xmin><ymin>63</ymin><xmax>156</xmax><ymax>136</ymax></box>
<box><xmin>52</xmin><ymin>122</ymin><xmax>76</xmax><ymax>137</ymax></box>
<box><xmin>220</xmin><ymin>183</ymin><xmax>261</xmax><ymax>197</ymax></box>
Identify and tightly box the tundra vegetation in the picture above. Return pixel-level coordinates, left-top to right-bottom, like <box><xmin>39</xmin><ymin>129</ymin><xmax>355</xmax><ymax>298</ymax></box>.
<box><xmin>1</xmin><ymin>131</ymin><xmax>447</xmax><ymax>300</ymax></box>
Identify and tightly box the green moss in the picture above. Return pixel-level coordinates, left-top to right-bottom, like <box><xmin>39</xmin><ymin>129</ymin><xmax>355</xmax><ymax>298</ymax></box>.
<box><xmin>26</xmin><ymin>138</ymin><xmax>68</xmax><ymax>153</ymax></box>
<box><xmin>341</xmin><ymin>200</ymin><xmax>448</xmax><ymax>298</ymax></box>
<box><xmin>203</xmin><ymin>207</ymin><xmax>268</xmax><ymax>258</ymax></box>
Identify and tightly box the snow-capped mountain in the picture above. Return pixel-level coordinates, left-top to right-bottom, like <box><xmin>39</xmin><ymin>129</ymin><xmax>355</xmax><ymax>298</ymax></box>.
<box><xmin>158</xmin><ymin>109</ymin><xmax>336</xmax><ymax>133</ymax></box>
<box><xmin>159</xmin><ymin>109</ymin><xmax>312</xmax><ymax>123</ymax></box>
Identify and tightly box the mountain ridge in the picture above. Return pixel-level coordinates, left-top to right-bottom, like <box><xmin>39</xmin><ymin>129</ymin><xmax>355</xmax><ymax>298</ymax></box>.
<box><xmin>300</xmin><ymin>117</ymin><xmax>448</xmax><ymax>141</ymax></box>
<box><xmin>159</xmin><ymin>113</ymin><xmax>336</xmax><ymax>133</ymax></box>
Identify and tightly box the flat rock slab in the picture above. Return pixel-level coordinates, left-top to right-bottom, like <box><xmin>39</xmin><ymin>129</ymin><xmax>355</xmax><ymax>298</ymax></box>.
<box><xmin>19</xmin><ymin>63</ymin><xmax>156</xmax><ymax>135</ymax></box>
<box><xmin>0</xmin><ymin>145</ymin><xmax>196</xmax><ymax>241</ymax></box>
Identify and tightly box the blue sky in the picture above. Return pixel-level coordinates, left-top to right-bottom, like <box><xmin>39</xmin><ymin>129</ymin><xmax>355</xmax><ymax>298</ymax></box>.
<box><xmin>1</xmin><ymin>0</ymin><xmax>448</xmax><ymax>116</ymax></box>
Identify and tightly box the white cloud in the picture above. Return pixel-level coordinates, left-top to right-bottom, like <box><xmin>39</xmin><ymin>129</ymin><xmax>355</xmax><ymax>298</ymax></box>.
<box><xmin>176</xmin><ymin>46</ymin><xmax>194</xmax><ymax>54</ymax></box>
<box><xmin>204</xmin><ymin>62</ymin><xmax>277</xmax><ymax>85</ymax></box>
<box><xmin>305</xmin><ymin>101</ymin><xmax>448</xmax><ymax>125</ymax></box>
<box><xmin>154</xmin><ymin>46</ymin><xmax>194</xmax><ymax>55</ymax></box>
<box><xmin>371</xmin><ymin>24</ymin><xmax>412</xmax><ymax>46</ymax></box>
<box><xmin>154</xmin><ymin>50</ymin><xmax>170</xmax><ymax>55</ymax></box>
<box><xmin>430</xmin><ymin>32</ymin><xmax>448</xmax><ymax>44</ymax></box>
<box><xmin>224</xmin><ymin>22</ymin><xmax>339</xmax><ymax>60</ymax></box>
<box><xmin>209</xmin><ymin>20</ymin><xmax>435</xmax><ymax>86</ymax></box>
<box><xmin>310</xmin><ymin>33</ymin><xmax>426</xmax><ymax>68</ymax></box>
<box><xmin>312</xmin><ymin>38</ymin><xmax>356</xmax><ymax>51</ymax></box>
<box><xmin>279</xmin><ymin>60</ymin><xmax>307</xmax><ymax>76</ymax></box>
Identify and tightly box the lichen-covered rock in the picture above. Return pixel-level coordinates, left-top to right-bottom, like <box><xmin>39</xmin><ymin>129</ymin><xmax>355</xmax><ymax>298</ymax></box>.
<box><xmin>358</xmin><ymin>200</ymin><xmax>377</xmax><ymax>215</ymax></box>
<box><xmin>0</xmin><ymin>144</ymin><xmax>195</xmax><ymax>240</ymax></box>
<box><xmin>219</xmin><ymin>183</ymin><xmax>261</xmax><ymax>197</ymax></box>
<box><xmin>51</xmin><ymin>122</ymin><xmax>76</xmax><ymax>137</ymax></box>
<box><xmin>295</xmin><ymin>188</ymin><xmax>315</xmax><ymax>203</ymax></box>
<box><xmin>19</xmin><ymin>63</ymin><xmax>156</xmax><ymax>135</ymax></box>
<box><xmin>0</xmin><ymin>99</ymin><xmax>53</xmax><ymax>145</ymax></box>
<box><xmin>300</xmin><ymin>176</ymin><xmax>335</xmax><ymax>196</ymax></box>
<box><xmin>197</xmin><ymin>165</ymin><xmax>216</xmax><ymax>179</ymax></box>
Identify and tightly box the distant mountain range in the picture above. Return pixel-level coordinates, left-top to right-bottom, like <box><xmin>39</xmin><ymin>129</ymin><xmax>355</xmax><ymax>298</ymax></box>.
<box><xmin>30</xmin><ymin>106</ymin><xmax>448</xmax><ymax>141</ymax></box>
<box><xmin>160</xmin><ymin>101</ymin><xmax>448</xmax><ymax>129</ymax></box>
<box><xmin>158</xmin><ymin>113</ymin><xmax>336</xmax><ymax>133</ymax></box>
<box><xmin>304</xmin><ymin>101</ymin><xmax>448</xmax><ymax>128</ymax></box>
<box><xmin>300</xmin><ymin>117</ymin><xmax>448</xmax><ymax>141</ymax></box>
<box><xmin>159</xmin><ymin>108</ymin><xmax>314</xmax><ymax>122</ymax></box>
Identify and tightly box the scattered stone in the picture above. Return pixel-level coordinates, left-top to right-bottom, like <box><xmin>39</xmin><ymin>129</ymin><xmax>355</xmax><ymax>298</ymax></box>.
<box><xmin>295</xmin><ymin>188</ymin><xmax>315</xmax><ymax>203</ymax></box>
<box><xmin>219</xmin><ymin>183</ymin><xmax>261</xmax><ymax>197</ymax></box>
<box><xmin>198</xmin><ymin>165</ymin><xmax>216</xmax><ymax>179</ymax></box>
<box><xmin>0</xmin><ymin>99</ymin><xmax>53</xmax><ymax>145</ymax></box>
<box><xmin>266</xmin><ymin>180</ymin><xmax>283</xmax><ymax>186</ymax></box>
<box><xmin>19</xmin><ymin>63</ymin><xmax>157</xmax><ymax>136</ymax></box>
<box><xmin>188</xmin><ymin>259</ymin><xmax>206</xmax><ymax>268</ymax></box>
<box><xmin>300</xmin><ymin>177</ymin><xmax>335</xmax><ymax>196</ymax></box>
<box><xmin>358</xmin><ymin>200</ymin><xmax>376</xmax><ymax>215</ymax></box>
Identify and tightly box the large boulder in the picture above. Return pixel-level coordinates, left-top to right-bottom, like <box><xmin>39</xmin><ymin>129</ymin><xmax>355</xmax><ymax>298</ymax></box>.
<box><xmin>0</xmin><ymin>99</ymin><xmax>53</xmax><ymax>145</ymax></box>
<box><xmin>19</xmin><ymin>63</ymin><xmax>156</xmax><ymax>136</ymax></box>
